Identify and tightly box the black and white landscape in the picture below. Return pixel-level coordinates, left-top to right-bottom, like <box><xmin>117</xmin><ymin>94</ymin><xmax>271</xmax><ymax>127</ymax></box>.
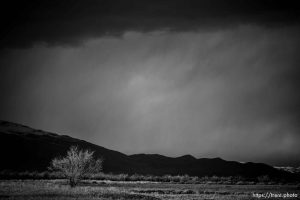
<box><xmin>0</xmin><ymin>0</ymin><xmax>300</xmax><ymax>199</ymax></box>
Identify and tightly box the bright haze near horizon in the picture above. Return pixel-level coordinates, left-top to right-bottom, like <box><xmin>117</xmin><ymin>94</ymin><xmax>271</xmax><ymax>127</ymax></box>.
<box><xmin>0</xmin><ymin>0</ymin><xmax>300</xmax><ymax>167</ymax></box>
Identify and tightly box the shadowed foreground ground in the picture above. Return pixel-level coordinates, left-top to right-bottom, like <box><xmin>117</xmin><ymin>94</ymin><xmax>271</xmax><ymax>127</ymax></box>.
<box><xmin>0</xmin><ymin>180</ymin><xmax>299</xmax><ymax>200</ymax></box>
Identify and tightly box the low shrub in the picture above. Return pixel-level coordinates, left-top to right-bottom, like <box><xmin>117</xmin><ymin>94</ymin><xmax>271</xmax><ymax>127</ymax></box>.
<box><xmin>0</xmin><ymin>170</ymin><xmax>297</xmax><ymax>185</ymax></box>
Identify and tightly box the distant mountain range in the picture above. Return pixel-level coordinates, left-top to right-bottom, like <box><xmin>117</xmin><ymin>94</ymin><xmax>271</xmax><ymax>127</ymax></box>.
<box><xmin>0</xmin><ymin>120</ymin><xmax>296</xmax><ymax>179</ymax></box>
<box><xmin>275</xmin><ymin>166</ymin><xmax>300</xmax><ymax>174</ymax></box>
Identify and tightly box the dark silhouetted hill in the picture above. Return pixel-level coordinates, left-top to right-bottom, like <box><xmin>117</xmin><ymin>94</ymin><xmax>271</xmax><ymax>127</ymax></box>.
<box><xmin>0</xmin><ymin>120</ymin><xmax>294</xmax><ymax>179</ymax></box>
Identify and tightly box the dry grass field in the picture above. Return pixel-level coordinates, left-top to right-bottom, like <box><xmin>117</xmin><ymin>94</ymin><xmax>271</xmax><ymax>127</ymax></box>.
<box><xmin>0</xmin><ymin>179</ymin><xmax>299</xmax><ymax>200</ymax></box>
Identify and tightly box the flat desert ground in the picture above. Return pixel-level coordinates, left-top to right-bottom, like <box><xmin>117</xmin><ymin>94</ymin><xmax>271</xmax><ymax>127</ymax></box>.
<box><xmin>0</xmin><ymin>180</ymin><xmax>299</xmax><ymax>200</ymax></box>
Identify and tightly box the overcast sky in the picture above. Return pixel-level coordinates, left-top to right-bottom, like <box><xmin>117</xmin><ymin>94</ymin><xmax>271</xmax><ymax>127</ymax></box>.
<box><xmin>0</xmin><ymin>0</ymin><xmax>300</xmax><ymax>166</ymax></box>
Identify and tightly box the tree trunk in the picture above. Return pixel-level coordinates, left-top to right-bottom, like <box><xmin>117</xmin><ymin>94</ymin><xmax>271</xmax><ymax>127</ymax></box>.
<box><xmin>69</xmin><ymin>177</ymin><xmax>77</xmax><ymax>187</ymax></box>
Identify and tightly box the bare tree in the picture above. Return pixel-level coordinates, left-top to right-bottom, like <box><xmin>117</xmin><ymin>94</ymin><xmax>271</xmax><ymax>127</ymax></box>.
<box><xmin>49</xmin><ymin>146</ymin><xmax>103</xmax><ymax>187</ymax></box>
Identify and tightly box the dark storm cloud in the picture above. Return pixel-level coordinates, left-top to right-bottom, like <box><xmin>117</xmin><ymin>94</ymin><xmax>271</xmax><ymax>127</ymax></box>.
<box><xmin>0</xmin><ymin>0</ymin><xmax>300</xmax><ymax>48</ymax></box>
<box><xmin>0</xmin><ymin>27</ymin><xmax>300</xmax><ymax>166</ymax></box>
